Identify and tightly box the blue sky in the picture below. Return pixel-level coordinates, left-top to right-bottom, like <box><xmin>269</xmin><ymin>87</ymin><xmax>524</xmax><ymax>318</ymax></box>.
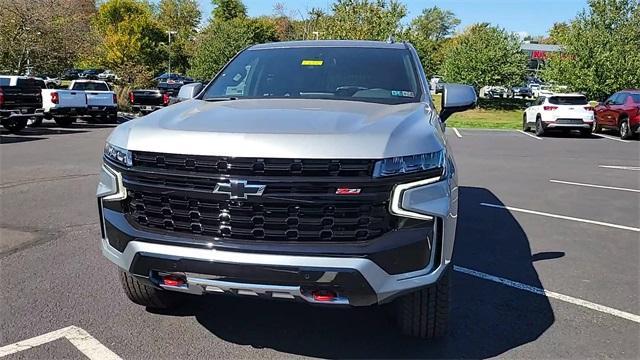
<box><xmin>195</xmin><ymin>0</ymin><xmax>588</xmax><ymax>36</ymax></box>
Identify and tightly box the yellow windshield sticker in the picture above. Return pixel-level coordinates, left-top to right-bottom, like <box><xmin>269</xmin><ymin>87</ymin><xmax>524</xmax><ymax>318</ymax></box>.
<box><xmin>301</xmin><ymin>60</ymin><xmax>323</xmax><ymax>66</ymax></box>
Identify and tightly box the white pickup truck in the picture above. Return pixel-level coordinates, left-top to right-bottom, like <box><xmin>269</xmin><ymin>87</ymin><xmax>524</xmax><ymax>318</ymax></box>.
<box><xmin>42</xmin><ymin>80</ymin><xmax>117</xmax><ymax>126</ymax></box>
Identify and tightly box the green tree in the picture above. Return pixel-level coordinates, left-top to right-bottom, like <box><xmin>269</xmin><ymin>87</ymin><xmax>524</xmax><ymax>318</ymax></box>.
<box><xmin>440</xmin><ymin>24</ymin><xmax>528</xmax><ymax>90</ymax></box>
<box><xmin>211</xmin><ymin>0</ymin><xmax>247</xmax><ymax>22</ymax></box>
<box><xmin>91</xmin><ymin>0</ymin><xmax>164</xmax><ymax>86</ymax></box>
<box><xmin>543</xmin><ymin>22</ymin><xmax>569</xmax><ymax>44</ymax></box>
<box><xmin>157</xmin><ymin>0</ymin><xmax>201</xmax><ymax>74</ymax></box>
<box><xmin>403</xmin><ymin>6</ymin><xmax>460</xmax><ymax>75</ymax></box>
<box><xmin>311</xmin><ymin>0</ymin><xmax>407</xmax><ymax>40</ymax></box>
<box><xmin>189</xmin><ymin>18</ymin><xmax>277</xmax><ymax>80</ymax></box>
<box><xmin>542</xmin><ymin>0</ymin><xmax>640</xmax><ymax>100</ymax></box>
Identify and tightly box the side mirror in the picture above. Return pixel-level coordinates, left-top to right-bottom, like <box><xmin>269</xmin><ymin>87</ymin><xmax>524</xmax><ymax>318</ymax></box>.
<box><xmin>177</xmin><ymin>82</ymin><xmax>203</xmax><ymax>100</ymax></box>
<box><xmin>439</xmin><ymin>84</ymin><xmax>477</xmax><ymax>122</ymax></box>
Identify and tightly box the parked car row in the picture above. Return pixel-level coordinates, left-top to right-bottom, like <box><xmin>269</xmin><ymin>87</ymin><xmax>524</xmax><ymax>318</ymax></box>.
<box><xmin>127</xmin><ymin>73</ymin><xmax>197</xmax><ymax>115</ymax></box>
<box><xmin>62</xmin><ymin>68</ymin><xmax>119</xmax><ymax>81</ymax></box>
<box><xmin>522</xmin><ymin>89</ymin><xmax>640</xmax><ymax>139</ymax></box>
<box><xmin>0</xmin><ymin>75</ymin><xmax>117</xmax><ymax>132</ymax></box>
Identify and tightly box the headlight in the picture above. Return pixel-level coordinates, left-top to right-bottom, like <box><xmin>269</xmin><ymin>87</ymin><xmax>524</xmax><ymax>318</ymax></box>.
<box><xmin>373</xmin><ymin>150</ymin><xmax>445</xmax><ymax>178</ymax></box>
<box><xmin>104</xmin><ymin>142</ymin><xmax>132</xmax><ymax>167</ymax></box>
<box><xmin>96</xmin><ymin>164</ymin><xmax>126</xmax><ymax>201</ymax></box>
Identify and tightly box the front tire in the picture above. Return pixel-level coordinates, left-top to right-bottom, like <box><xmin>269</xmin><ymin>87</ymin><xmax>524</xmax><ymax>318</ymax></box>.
<box><xmin>592</xmin><ymin>120</ymin><xmax>602</xmax><ymax>133</ymax></box>
<box><xmin>119</xmin><ymin>270</ymin><xmax>181</xmax><ymax>309</ymax></box>
<box><xmin>1</xmin><ymin>118</ymin><xmax>28</xmax><ymax>133</ymax></box>
<box><xmin>620</xmin><ymin>119</ymin><xmax>633</xmax><ymax>140</ymax></box>
<box><xmin>391</xmin><ymin>269</ymin><xmax>450</xmax><ymax>339</ymax></box>
<box><xmin>29</xmin><ymin>117</ymin><xmax>43</xmax><ymax>127</ymax></box>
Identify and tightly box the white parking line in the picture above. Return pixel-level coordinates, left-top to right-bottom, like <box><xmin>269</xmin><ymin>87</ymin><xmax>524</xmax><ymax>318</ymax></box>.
<box><xmin>594</xmin><ymin>133</ymin><xmax>630</xmax><ymax>143</ymax></box>
<box><xmin>0</xmin><ymin>326</ymin><xmax>121</xmax><ymax>359</ymax></box>
<box><xmin>452</xmin><ymin>127</ymin><xmax>462</xmax><ymax>138</ymax></box>
<box><xmin>480</xmin><ymin>202</ymin><xmax>640</xmax><ymax>232</ymax></box>
<box><xmin>599</xmin><ymin>165</ymin><xmax>640</xmax><ymax>171</ymax></box>
<box><xmin>453</xmin><ymin>265</ymin><xmax>640</xmax><ymax>323</ymax></box>
<box><xmin>518</xmin><ymin>130</ymin><xmax>542</xmax><ymax>140</ymax></box>
<box><xmin>550</xmin><ymin>179</ymin><xmax>640</xmax><ymax>193</ymax></box>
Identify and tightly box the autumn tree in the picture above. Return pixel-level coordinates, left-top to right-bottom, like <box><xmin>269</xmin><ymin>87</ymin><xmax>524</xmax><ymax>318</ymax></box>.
<box><xmin>91</xmin><ymin>0</ymin><xmax>164</xmax><ymax>87</ymax></box>
<box><xmin>0</xmin><ymin>0</ymin><xmax>95</xmax><ymax>75</ymax></box>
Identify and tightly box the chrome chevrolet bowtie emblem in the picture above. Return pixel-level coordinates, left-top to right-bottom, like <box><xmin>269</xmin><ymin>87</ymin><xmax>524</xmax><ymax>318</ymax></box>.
<box><xmin>213</xmin><ymin>180</ymin><xmax>266</xmax><ymax>199</ymax></box>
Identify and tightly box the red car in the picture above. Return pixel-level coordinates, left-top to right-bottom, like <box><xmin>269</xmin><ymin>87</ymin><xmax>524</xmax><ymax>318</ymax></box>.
<box><xmin>593</xmin><ymin>89</ymin><xmax>640</xmax><ymax>139</ymax></box>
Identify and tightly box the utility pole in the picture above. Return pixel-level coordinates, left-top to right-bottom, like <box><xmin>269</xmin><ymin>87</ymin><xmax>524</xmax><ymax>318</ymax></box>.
<box><xmin>166</xmin><ymin>30</ymin><xmax>177</xmax><ymax>75</ymax></box>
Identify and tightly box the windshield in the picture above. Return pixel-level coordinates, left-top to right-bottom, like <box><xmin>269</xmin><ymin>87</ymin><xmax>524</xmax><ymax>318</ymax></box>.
<box><xmin>549</xmin><ymin>96</ymin><xmax>588</xmax><ymax>105</ymax></box>
<box><xmin>202</xmin><ymin>47</ymin><xmax>422</xmax><ymax>104</ymax></box>
<box><xmin>71</xmin><ymin>82</ymin><xmax>109</xmax><ymax>91</ymax></box>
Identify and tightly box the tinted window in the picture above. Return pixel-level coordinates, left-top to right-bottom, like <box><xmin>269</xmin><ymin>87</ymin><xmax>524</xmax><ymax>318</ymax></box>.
<box><xmin>630</xmin><ymin>94</ymin><xmax>640</xmax><ymax>104</ymax></box>
<box><xmin>549</xmin><ymin>96</ymin><xmax>588</xmax><ymax>105</ymax></box>
<box><xmin>16</xmin><ymin>78</ymin><xmax>45</xmax><ymax>88</ymax></box>
<box><xmin>616</xmin><ymin>93</ymin><xmax>629</xmax><ymax>105</ymax></box>
<box><xmin>0</xmin><ymin>78</ymin><xmax>10</xmax><ymax>86</ymax></box>
<box><xmin>71</xmin><ymin>82</ymin><xmax>109</xmax><ymax>91</ymax></box>
<box><xmin>612</xmin><ymin>93</ymin><xmax>626</xmax><ymax>105</ymax></box>
<box><xmin>202</xmin><ymin>47</ymin><xmax>421</xmax><ymax>105</ymax></box>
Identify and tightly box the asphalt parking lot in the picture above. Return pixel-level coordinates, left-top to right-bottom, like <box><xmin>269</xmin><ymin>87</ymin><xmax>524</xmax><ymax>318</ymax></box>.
<box><xmin>0</xmin><ymin>123</ymin><xmax>638</xmax><ymax>359</ymax></box>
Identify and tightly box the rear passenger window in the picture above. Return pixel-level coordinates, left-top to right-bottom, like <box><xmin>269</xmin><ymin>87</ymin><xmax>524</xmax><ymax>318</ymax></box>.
<box><xmin>549</xmin><ymin>96</ymin><xmax>588</xmax><ymax>105</ymax></box>
<box><xmin>16</xmin><ymin>78</ymin><xmax>45</xmax><ymax>88</ymax></box>
<box><xmin>631</xmin><ymin>94</ymin><xmax>640</xmax><ymax>104</ymax></box>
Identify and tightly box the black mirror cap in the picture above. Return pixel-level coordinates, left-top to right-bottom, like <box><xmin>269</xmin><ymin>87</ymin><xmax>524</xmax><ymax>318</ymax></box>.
<box><xmin>439</xmin><ymin>84</ymin><xmax>477</xmax><ymax>122</ymax></box>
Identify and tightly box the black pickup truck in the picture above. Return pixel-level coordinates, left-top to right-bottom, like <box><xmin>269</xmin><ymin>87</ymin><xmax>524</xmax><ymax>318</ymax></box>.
<box><xmin>0</xmin><ymin>76</ymin><xmax>44</xmax><ymax>133</ymax></box>
<box><xmin>129</xmin><ymin>89</ymin><xmax>170</xmax><ymax>114</ymax></box>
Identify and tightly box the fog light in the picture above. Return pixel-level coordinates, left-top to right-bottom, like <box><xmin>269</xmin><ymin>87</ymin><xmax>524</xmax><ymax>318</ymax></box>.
<box><xmin>162</xmin><ymin>274</ymin><xmax>186</xmax><ymax>287</ymax></box>
<box><xmin>312</xmin><ymin>289</ymin><xmax>337</xmax><ymax>302</ymax></box>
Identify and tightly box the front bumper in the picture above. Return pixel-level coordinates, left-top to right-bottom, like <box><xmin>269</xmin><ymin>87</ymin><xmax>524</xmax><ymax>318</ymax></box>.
<box><xmin>98</xmin><ymin>163</ymin><xmax>458</xmax><ymax>306</ymax></box>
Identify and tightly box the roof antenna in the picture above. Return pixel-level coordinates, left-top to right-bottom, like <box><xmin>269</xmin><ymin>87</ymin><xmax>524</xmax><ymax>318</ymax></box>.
<box><xmin>386</xmin><ymin>35</ymin><xmax>396</xmax><ymax>44</ymax></box>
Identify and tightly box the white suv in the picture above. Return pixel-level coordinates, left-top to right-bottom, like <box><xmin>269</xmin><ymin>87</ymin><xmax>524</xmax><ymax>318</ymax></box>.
<box><xmin>523</xmin><ymin>94</ymin><xmax>594</xmax><ymax>136</ymax></box>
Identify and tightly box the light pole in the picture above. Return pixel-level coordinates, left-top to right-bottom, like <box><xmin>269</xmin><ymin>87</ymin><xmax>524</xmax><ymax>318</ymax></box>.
<box><xmin>165</xmin><ymin>30</ymin><xmax>177</xmax><ymax>76</ymax></box>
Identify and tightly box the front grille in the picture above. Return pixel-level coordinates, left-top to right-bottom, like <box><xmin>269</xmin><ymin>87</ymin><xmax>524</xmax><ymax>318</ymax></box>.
<box><xmin>114</xmin><ymin>152</ymin><xmax>405</xmax><ymax>243</ymax></box>
<box><xmin>132</xmin><ymin>151</ymin><xmax>374</xmax><ymax>177</ymax></box>
<box><xmin>125</xmin><ymin>190</ymin><xmax>394</xmax><ymax>242</ymax></box>
<box><xmin>556</xmin><ymin>118</ymin><xmax>584</xmax><ymax>124</ymax></box>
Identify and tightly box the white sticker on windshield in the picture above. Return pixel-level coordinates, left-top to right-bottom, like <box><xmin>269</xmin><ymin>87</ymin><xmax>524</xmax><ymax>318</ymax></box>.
<box><xmin>391</xmin><ymin>90</ymin><xmax>415</xmax><ymax>98</ymax></box>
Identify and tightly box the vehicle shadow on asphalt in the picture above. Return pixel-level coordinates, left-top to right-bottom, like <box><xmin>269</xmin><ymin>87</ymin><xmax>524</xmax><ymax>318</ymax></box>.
<box><xmin>0</xmin><ymin>122</ymin><xmax>116</xmax><ymax>142</ymax></box>
<box><xmin>157</xmin><ymin>186</ymin><xmax>555</xmax><ymax>358</ymax></box>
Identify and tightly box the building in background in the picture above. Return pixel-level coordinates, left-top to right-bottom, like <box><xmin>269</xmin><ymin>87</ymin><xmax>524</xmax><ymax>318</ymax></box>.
<box><xmin>520</xmin><ymin>42</ymin><xmax>563</xmax><ymax>76</ymax></box>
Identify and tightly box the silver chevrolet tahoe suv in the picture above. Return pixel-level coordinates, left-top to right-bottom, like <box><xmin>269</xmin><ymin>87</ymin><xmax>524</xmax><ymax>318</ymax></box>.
<box><xmin>97</xmin><ymin>40</ymin><xmax>476</xmax><ymax>339</ymax></box>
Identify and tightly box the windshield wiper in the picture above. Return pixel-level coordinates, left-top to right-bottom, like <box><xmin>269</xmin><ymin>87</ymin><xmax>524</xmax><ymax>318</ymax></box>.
<box><xmin>203</xmin><ymin>97</ymin><xmax>238</xmax><ymax>102</ymax></box>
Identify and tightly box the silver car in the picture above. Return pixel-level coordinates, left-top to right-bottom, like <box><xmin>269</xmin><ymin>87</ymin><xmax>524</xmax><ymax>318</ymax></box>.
<box><xmin>96</xmin><ymin>40</ymin><xmax>476</xmax><ymax>339</ymax></box>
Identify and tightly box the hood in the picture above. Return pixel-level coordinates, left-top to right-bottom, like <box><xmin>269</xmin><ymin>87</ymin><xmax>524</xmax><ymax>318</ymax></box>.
<box><xmin>108</xmin><ymin>98</ymin><xmax>445</xmax><ymax>159</ymax></box>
